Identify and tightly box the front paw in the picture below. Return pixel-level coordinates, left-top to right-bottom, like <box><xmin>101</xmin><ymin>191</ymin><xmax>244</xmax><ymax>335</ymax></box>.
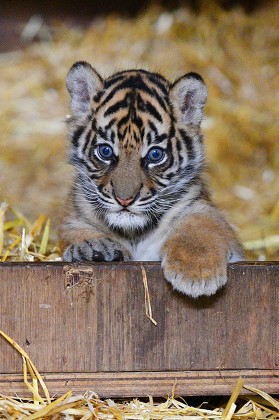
<box><xmin>161</xmin><ymin>248</ymin><xmax>227</xmax><ymax>298</ymax></box>
<box><xmin>63</xmin><ymin>238</ymin><xmax>130</xmax><ymax>262</ymax></box>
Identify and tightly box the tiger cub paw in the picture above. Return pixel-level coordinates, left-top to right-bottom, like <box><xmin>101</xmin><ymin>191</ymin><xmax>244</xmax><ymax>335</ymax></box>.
<box><xmin>63</xmin><ymin>238</ymin><xmax>130</xmax><ymax>262</ymax></box>
<box><xmin>161</xmin><ymin>248</ymin><xmax>227</xmax><ymax>298</ymax></box>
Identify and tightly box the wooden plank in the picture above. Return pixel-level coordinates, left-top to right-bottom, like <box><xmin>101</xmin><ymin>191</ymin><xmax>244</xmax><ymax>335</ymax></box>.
<box><xmin>0</xmin><ymin>261</ymin><xmax>278</xmax><ymax>397</ymax></box>
<box><xmin>1</xmin><ymin>370</ymin><xmax>279</xmax><ymax>398</ymax></box>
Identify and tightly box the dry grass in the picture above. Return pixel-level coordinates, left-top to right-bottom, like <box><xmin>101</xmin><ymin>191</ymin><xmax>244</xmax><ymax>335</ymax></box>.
<box><xmin>1</xmin><ymin>329</ymin><xmax>279</xmax><ymax>419</ymax></box>
<box><xmin>0</xmin><ymin>3</ymin><xmax>278</xmax><ymax>260</ymax></box>
<box><xmin>0</xmin><ymin>203</ymin><xmax>60</xmax><ymax>261</ymax></box>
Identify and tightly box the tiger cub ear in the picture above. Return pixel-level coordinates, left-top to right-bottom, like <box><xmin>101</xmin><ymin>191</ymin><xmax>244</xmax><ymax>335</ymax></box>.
<box><xmin>170</xmin><ymin>73</ymin><xmax>208</xmax><ymax>127</ymax></box>
<box><xmin>66</xmin><ymin>61</ymin><xmax>103</xmax><ymax>117</ymax></box>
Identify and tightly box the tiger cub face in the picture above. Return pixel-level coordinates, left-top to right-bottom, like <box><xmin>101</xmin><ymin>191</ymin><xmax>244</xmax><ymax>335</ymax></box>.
<box><xmin>66</xmin><ymin>62</ymin><xmax>207</xmax><ymax>237</ymax></box>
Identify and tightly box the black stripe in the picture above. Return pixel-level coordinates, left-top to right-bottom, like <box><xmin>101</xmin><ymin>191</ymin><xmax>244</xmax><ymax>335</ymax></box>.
<box><xmin>166</xmin><ymin>146</ymin><xmax>174</xmax><ymax>168</ymax></box>
<box><xmin>99</xmin><ymin>79</ymin><xmax>137</xmax><ymax>110</ymax></box>
<box><xmin>93</xmin><ymin>90</ymin><xmax>105</xmax><ymax>104</ymax></box>
<box><xmin>117</xmin><ymin>75</ymin><xmax>146</xmax><ymax>90</ymax></box>
<box><xmin>145</xmin><ymin>130</ymin><xmax>168</xmax><ymax>146</ymax></box>
<box><xmin>134</xmin><ymin>79</ymin><xmax>168</xmax><ymax>111</ymax></box>
<box><xmin>71</xmin><ymin>156</ymin><xmax>98</xmax><ymax>175</ymax></box>
<box><xmin>148</xmin><ymin>121</ymin><xmax>158</xmax><ymax>134</ymax></box>
<box><xmin>97</xmin><ymin>127</ymin><xmax>108</xmax><ymax>141</ymax></box>
<box><xmin>134</xmin><ymin>132</ymin><xmax>141</xmax><ymax>143</ymax></box>
<box><xmin>91</xmin><ymin>118</ymin><xmax>97</xmax><ymax>131</ymax></box>
<box><xmin>100</xmin><ymin>197</ymin><xmax>114</xmax><ymax>205</ymax></box>
<box><xmin>165</xmin><ymin>171</ymin><xmax>176</xmax><ymax>179</ymax></box>
<box><xmin>82</xmin><ymin>130</ymin><xmax>93</xmax><ymax>155</ymax></box>
<box><xmin>179</xmin><ymin>129</ymin><xmax>195</xmax><ymax>160</ymax></box>
<box><xmin>176</xmin><ymin>137</ymin><xmax>182</xmax><ymax>152</ymax></box>
<box><xmin>105</xmin><ymin>118</ymin><xmax>116</xmax><ymax>129</ymax></box>
<box><xmin>77</xmin><ymin>245</ymin><xmax>90</xmax><ymax>261</ymax></box>
<box><xmin>154</xmin><ymin>177</ymin><xmax>168</xmax><ymax>187</ymax></box>
<box><xmin>78</xmin><ymin>158</ymin><xmax>96</xmax><ymax>172</ymax></box>
<box><xmin>122</xmin><ymin>126</ymin><xmax>128</xmax><ymax>138</ymax></box>
<box><xmin>155</xmin><ymin>133</ymin><xmax>168</xmax><ymax>144</ymax></box>
<box><xmin>110</xmin><ymin>130</ymin><xmax>116</xmax><ymax>144</ymax></box>
<box><xmin>100</xmin><ymin>240</ymin><xmax>109</xmax><ymax>254</ymax></box>
<box><xmin>104</xmin><ymin>74</ymin><xmax>126</xmax><ymax>89</ymax></box>
<box><xmin>144</xmin><ymin>101</ymin><xmax>162</xmax><ymax>122</ymax></box>
<box><xmin>131</xmin><ymin>114</ymin><xmax>143</xmax><ymax>129</ymax></box>
<box><xmin>169</xmin><ymin>124</ymin><xmax>175</xmax><ymax>139</ymax></box>
<box><xmin>136</xmin><ymin>91</ymin><xmax>167</xmax><ymax>116</ymax></box>
<box><xmin>100</xmin><ymin>76</ymin><xmax>168</xmax><ymax>113</ymax></box>
<box><xmin>176</xmin><ymin>139</ymin><xmax>184</xmax><ymax>164</ymax></box>
<box><xmin>147</xmin><ymin>74</ymin><xmax>169</xmax><ymax>96</ymax></box>
<box><xmin>116</xmin><ymin>113</ymin><xmax>144</xmax><ymax>131</ymax></box>
<box><xmin>100</xmin><ymin>78</ymin><xmax>134</xmax><ymax>108</ymax></box>
<box><xmin>149</xmin><ymin>90</ymin><xmax>168</xmax><ymax>112</ymax></box>
<box><xmin>102</xmin><ymin>119</ymin><xmax>116</xmax><ymax>144</ymax></box>
<box><xmin>104</xmin><ymin>96</ymin><xmax>129</xmax><ymax>116</ymax></box>
<box><xmin>117</xmin><ymin>114</ymin><xmax>130</xmax><ymax>129</ymax></box>
<box><xmin>108</xmin><ymin>70</ymin><xmax>169</xmax><ymax>98</ymax></box>
<box><xmin>146</xmin><ymin>132</ymin><xmax>152</xmax><ymax>146</ymax></box>
<box><xmin>99</xmin><ymin>189</ymin><xmax>112</xmax><ymax>200</ymax></box>
<box><xmin>72</xmin><ymin>126</ymin><xmax>85</xmax><ymax>147</ymax></box>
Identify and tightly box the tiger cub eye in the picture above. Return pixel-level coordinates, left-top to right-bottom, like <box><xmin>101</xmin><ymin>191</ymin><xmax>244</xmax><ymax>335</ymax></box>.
<box><xmin>146</xmin><ymin>147</ymin><xmax>165</xmax><ymax>163</ymax></box>
<box><xmin>96</xmin><ymin>144</ymin><xmax>114</xmax><ymax>160</ymax></box>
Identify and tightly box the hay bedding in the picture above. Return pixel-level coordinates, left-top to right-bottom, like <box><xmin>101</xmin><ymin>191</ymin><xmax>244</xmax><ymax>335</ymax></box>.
<box><xmin>0</xmin><ymin>330</ymin><xmax>279</xmax><ymax>419</ymax></box>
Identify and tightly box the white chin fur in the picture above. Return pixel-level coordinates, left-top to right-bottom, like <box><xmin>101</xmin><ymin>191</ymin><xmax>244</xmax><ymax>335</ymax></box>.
<box><xmin>106</xmin><ymin>211</ymin><xmax>148</xmax><ymax>231</ymax></box>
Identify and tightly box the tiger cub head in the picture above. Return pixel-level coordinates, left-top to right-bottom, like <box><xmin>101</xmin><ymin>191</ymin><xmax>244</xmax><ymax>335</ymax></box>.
<box><xmin>66</xmin><ymin>62</ymin><xmax>207</xmax><ymax>236</ymax></box>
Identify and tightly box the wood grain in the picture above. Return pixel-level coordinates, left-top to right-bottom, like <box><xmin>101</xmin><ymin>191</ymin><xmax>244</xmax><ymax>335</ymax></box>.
<box><xmin>1</xmin><ymin>370</ymin><xmax>279</xmax><ymax>398</ymax></box>
<box><xmin>0</xmin><ymin>261</ymin><xmax>278</xmax><ymax>397</ymax></box>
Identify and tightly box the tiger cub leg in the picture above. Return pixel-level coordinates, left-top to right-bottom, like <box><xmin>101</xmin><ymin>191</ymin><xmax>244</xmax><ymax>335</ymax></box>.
<box><xmin>161</xmin><ymin>212</ymin><xmax>244</xmax><ymax>297</ymax></box>
<box><xmin>61</xmin><ymin>229</ymin><xmax>131</xmax><ymax>262</ymax></box>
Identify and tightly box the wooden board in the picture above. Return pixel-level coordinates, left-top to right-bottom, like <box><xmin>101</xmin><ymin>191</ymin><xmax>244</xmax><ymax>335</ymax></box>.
<box><xmin>0</xmin><ymin>261</ymin><xmax>278</xmax><ymax>397</ymax></box>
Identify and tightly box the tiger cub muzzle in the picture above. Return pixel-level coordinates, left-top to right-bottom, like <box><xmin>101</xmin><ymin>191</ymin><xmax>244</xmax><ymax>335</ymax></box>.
<box><xmin>100</xmin><ymin>150</ymin><xmax>156</xmax><ymax>209</ymax></box>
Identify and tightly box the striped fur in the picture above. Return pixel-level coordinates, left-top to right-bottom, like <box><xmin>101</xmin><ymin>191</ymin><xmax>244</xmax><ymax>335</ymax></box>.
<box><xmin>61</xmin><ymin>62</ymin><xmax>244</xmax><ymax>297</ymax></box>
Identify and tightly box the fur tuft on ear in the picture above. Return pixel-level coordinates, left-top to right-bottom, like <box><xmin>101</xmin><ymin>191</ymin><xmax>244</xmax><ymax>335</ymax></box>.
<box><xmin>170</xmin><ymin>72</ymin><xmax>208</xmax><ymax>127</ymax></box>
<box><xmin>66</xmin><ymin>61</ymin><xmax>103</xmax><ymax>117</ymax></box>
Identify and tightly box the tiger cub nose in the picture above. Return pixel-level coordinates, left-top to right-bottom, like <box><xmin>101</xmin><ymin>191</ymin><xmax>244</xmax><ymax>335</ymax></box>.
<box><xmin>115</xmin><ymin>196</ymin><xmax>135</xmax><ymax>207</ymax></box>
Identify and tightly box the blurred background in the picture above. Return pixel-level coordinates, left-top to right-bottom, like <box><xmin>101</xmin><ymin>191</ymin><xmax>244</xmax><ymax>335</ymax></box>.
<box><xmin>0</xmin><ymin>0</ymin><xmax>278</xmax><ymax>259</ymax></box>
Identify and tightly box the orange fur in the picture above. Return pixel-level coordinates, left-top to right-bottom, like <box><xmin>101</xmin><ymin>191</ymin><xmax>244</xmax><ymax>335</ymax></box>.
<box><xmin>60</xmin><ymin>228</ymin><xmax>105</xmax><ymax>249</ymax></box>
<box><xmin>162</xmin><ymin>213</ymin><xmax>240</xmax><ymax>281</ymax></box>
<box><xmin>59</xmin><ymin>194</ymin><xmax>106</xmax><ymax>249</ymax></box>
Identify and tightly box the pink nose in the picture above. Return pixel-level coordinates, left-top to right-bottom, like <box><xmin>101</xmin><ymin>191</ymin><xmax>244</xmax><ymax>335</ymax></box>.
<box><xmin>116</xmin><ymin>196</ymin><xmax>134</xmax><ymax>207</ymax></box>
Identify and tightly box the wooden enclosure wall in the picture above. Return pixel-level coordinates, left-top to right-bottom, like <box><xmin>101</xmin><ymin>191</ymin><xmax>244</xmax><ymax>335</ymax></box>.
<box><xmin>0</xmin><ymin>261</ymin><xmax>278</xmax><ymax>397</ymax></box>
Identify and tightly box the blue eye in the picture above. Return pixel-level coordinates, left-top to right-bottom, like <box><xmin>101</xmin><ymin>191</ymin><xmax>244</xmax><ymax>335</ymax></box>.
<box><xmin>96</xmin><ymin>144</ymin><xmax>114</xmax><ymax>160</ymax></box>
<box><xmin>146</xmin><ymin>147</ymin><xmax>165</xmax><ymax>163</ymax></box>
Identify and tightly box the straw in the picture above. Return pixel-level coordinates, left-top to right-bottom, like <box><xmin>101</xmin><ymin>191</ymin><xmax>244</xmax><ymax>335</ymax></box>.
<box><xmin>141</xmin><ymin>265</ymin><xmax>158</xmax><ymax>326</ymax></box>
<box><xmin>0</xmin><ymin>203</ymin><xmax>60</xmax><ymax>262</ymax></box>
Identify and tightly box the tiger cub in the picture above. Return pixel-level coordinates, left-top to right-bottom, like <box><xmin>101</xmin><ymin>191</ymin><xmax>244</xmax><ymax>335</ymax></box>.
<box><xmin>60</xmin><ymin>61</ymin><xmax>244</xmax><ymax>298</ymax></box>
